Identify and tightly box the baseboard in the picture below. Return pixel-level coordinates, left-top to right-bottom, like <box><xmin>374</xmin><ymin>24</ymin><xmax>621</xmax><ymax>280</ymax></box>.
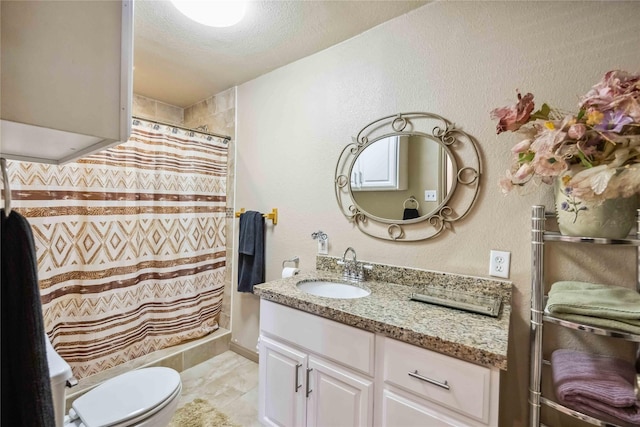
<box><xmin>230</xmin><ymin>341</ymin><xmax>259</xmax><ymax>363</ymax></box>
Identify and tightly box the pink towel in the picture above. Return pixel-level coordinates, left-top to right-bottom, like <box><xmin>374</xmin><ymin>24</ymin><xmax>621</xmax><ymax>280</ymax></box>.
<box><xmin>551</xmin><ymin>349</ymin><xmax>640</xmax><ymax>424</ymax></box>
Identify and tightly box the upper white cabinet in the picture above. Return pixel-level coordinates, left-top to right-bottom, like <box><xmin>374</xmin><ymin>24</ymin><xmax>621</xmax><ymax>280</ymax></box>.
<box><xmin>351</xmin><ymin>136</ymin><xmax>408</xmax><ymax>191</ymax></box>
<box><xmin>1</xmin><ymin>0</ymin><xmax>133</xmax><ymax>164</ymax></box>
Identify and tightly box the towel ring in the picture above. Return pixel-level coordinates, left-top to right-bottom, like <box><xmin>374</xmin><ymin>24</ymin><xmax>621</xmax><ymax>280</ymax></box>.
<box><xmin>403</xmin><ymin>196</ymin><xmax>419</xmax><ymax>210</ymax></box>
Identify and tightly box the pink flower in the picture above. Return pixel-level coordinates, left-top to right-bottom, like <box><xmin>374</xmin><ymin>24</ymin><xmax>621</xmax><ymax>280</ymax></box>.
<box><xmin>498</xmin><ymin>173</ymin><xmax>515</xmax><ymax>194</ymax></box>
<box><xmin>513</xmin><ymin>163</ymin><xmax>534</xmax><ymax>182</ymax></box>
<box><xmin>530</xmin><ymin>127</ymin><xmax>566</xmax><ymax>155</ymax></box>
<box><xmin>567</xmin><ymin>123</ymin><xmax>586</xmax><ymax>139</ymax></box>
<box><xmin>490</xmin><ymin>92</ymin><xmax>535</xmax><ymax>134</ymax></box>
<box><xmin>531</xmin><ymin>152</ymin><xmax>568</xmax><ymax>177</ymax></box>
<box><xmin>580</xmin><ymin>70</ymin><xmax>640</xmax><ymax>121</ymax></box>
<box><xmin>511</xmin><ymin>139</ymin><xmax>532</xmax><ymax>154</ymax></box>
<box><xmin>492</xmin><ymin>70</ymin><xmax>640</xmax><ymax>199</ymax></box>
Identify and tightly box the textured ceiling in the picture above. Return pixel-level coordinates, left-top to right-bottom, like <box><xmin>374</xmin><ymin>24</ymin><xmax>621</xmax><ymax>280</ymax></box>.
<box><xmin>133</xmin><ymin>0</ymin><xmax>428</xmax><ymax>107</ymax></box>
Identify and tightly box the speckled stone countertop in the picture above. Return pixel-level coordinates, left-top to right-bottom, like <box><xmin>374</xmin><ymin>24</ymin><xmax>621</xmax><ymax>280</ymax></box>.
<box><xmin>254</xmin><ymin>256</ymin><xmax>512</xmax><ymax>371</ymax></box>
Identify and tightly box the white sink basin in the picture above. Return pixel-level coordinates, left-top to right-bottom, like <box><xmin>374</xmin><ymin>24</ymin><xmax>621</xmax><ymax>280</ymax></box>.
<box><xmin>296</xmin><ymin>280</ymin><xmax>371</xmax><ymax>299</ymax></box>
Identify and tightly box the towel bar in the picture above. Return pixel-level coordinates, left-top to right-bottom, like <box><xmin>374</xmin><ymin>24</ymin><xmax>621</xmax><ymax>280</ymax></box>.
<box><xmin>235</xmin><ymin>208</ymin><xmax>278</xmax><ymax>225</ymax></box>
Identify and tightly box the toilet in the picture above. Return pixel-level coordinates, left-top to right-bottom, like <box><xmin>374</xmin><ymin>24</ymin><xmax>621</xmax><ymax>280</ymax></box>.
<box><xmin>45</xmin><ymin>334</ymin><xmax>182</xmax><ymax>427</ymax></box>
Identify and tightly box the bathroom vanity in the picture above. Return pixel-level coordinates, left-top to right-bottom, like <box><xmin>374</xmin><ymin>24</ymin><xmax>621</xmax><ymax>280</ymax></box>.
<box><xmin>254</xmin><ymin>258</ymin><xmax>511</xmax><ymax>427</ymax></box>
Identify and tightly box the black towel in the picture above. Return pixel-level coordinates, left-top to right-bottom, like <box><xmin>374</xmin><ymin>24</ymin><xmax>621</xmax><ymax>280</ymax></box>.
<box><xmin>238</xmin><ymin>211</ymin><xmax>265</xmax><ymax>293</ymax></box>
<box><xmin>403</xmin><ymin>208</ymin><xmax>420</xmax><ymax>220</ymax></box>
<box><xmin>1</xmin><ymin>209</ymin><xmax>56</xmax><ymax>426</ymax></box>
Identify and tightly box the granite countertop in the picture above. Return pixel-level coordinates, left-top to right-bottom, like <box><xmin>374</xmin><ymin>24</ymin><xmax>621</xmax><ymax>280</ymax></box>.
<box><xmin>254</xmin><ymin>269</ymin><xmax>511</xmax><ymax>371</ymax></box>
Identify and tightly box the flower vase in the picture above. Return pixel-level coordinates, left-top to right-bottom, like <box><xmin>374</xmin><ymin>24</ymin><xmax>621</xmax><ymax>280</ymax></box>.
<box><xmin>554</xmin><ymin>178</ymin><xmax>638</xmax><ymax>239</ymax></box>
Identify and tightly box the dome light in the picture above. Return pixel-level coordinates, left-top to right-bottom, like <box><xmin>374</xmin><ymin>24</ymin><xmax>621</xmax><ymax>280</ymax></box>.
<box><xmin>170</xmin><ymin>0</ymin><xmax>247</xmax><ymax>28</ymax></box>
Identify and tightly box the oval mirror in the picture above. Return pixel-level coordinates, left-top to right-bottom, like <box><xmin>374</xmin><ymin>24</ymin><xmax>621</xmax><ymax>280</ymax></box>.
<box><xmin>350</xmin><ymin>135</ymin><xmax>456</xmax><ymax>221</ymax></box>
<box><xmin>335</xmin><ymin>112</ymin><xmax>482</xmax><ymax>241</ymax></box>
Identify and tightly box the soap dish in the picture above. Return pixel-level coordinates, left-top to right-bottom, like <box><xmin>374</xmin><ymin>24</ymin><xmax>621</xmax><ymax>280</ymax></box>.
<box><xmin>410</xmin><ymin>288</ymin><xmax>502</xmax><ymax>317</ymax></box>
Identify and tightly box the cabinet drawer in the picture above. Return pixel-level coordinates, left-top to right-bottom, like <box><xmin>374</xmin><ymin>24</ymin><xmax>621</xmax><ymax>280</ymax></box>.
<box><xmin>382</xmin><ymin>337</ymin><xmax>492</xmax><ymax>423</ymax></box>
<box><xmin>381</xmin><ymin>389</ymin><xmax>471</xmax><ymax>427</ymax></box>
<box><xmin>260</xmin><ymin>300</ymin><xmax>375</xmax><ymax>375</ymax></box>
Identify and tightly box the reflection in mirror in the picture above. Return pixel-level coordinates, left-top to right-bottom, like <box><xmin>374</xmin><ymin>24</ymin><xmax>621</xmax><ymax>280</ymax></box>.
<box><xmin>351</xmin><ymin>135</ymin><xmax>455</xmax><ymax>221</ymax></box>
<box><xmin>335</xmin><ymin>112</ymin><xmax>482</xmax><ymax>241</ymax></box>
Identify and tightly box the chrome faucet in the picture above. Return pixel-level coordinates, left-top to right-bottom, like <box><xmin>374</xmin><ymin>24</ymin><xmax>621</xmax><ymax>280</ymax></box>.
<box><xmin>343</xmin><ymin>247</ymin><xmax>357</xmax><ymax>263</ymax></box>
<box><xmin>337</xmin><ymin>247</ymin><xmax>372</xmax><ymax>282</ymax></box>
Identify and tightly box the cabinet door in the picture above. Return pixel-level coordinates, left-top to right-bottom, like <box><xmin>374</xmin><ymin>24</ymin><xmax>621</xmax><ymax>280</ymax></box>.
<box><xmin>381</xmin><ymin>389</ymin><xmax>471</xmax><ymax>427</ymax></box>
<box><xmin>1</xmin><ymin>0</ymin><xmax>133</xmax><ymax>164</ymax></box>
<box><xmin>259</xmin><ymin>336</ymin><xmax>307</xmax><ymax>427</ymax></box>
<box><xmin>306</xmin><ymin>356</ymin><xmax>373</xmax><ymax>427</ymax></box>
<box><xmin>352</xmin><ymin>136</ymin><xmax>407</xmax><ymax>191</ymax></box>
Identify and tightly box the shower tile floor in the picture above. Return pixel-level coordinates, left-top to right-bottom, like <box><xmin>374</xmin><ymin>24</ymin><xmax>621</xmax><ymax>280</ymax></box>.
<box><xmin>175</xmin><ymin>350</ymin><xmax>260</xmax><ymax>426</ymax></box>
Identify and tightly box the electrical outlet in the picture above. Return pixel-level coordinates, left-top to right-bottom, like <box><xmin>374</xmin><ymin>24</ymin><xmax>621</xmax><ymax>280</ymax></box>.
<box><xmin>489</xmin><ymin>250</ymin><xmax>511</xmax><ymax>279</ymax></box>
<box><xmin>424</xmin><ymin>190</ymin><xmax>437</xmax><ymax>201</ymax></box>
<box><xmin>317</xmin><ymin>238</ymin><xmax>328</xmax><ymax>255</ymax></box>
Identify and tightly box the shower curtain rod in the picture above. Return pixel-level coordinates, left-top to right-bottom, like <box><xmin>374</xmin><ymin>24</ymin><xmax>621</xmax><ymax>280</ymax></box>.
<box><xmin>132</xmin><ymin>116</ymin><xmax>232</xmax><ymax>142</ymax></box>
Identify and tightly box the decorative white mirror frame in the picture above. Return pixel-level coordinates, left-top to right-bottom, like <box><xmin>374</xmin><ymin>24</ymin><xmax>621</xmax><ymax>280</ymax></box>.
<box><xmin>334</xmin><ymin>112</ymin><xmax>482</xmax><ymax>241</ymax></box>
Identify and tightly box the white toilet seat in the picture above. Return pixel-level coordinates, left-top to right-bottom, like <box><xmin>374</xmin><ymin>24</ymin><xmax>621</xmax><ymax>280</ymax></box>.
<box><xmin>67</xmin><ymin>367</ymin><xmax>182</xmax><ymax>427</ymax></box>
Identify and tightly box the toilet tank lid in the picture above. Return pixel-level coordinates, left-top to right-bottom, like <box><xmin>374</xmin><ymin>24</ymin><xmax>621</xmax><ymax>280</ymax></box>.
<box><xmin>44</xmin><ymin>334</ymin><xmax>73</xmax><ymax>383</ymax></box>
<box><xmin>72</xmin><ymin>367</ymin><xmax>181</xmax><ymax>427</ymax></box>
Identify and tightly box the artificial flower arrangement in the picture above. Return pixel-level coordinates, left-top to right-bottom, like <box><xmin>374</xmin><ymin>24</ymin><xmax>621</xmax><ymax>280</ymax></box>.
<box><xmin>491</xmin><ymin>70</ymin><xmax>640</xmax><ymax>203</ymax></box>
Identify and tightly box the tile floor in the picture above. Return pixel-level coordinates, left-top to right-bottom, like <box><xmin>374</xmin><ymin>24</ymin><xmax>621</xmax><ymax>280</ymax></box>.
<box><xmin>175</xmin><ymin>350</ymin><xmax>261</xmax><ymax>426</ymax></box>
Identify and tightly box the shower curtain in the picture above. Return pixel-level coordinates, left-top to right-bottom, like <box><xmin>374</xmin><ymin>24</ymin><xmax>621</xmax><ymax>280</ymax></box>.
<box><xmin>7</xmin><ymin>118</ymin><xmax>228</xmax><ymax>379</ymax></box>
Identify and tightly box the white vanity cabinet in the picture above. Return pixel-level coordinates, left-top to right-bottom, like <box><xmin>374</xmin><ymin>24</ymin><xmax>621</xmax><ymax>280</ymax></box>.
<box><xmin>259</xmin><ymin>336</ymin><xmax>307</xmax><ymax>426</ymax></box>
<box><xmin>259</xmin><ymin>300</ymin><xmax>374</xmax><ymax>427</ymax></box>
<box><xmin>258</xmin><ymin>299</ymin><xmax>501</xmax><ymax>427</ymax></box>
<box><xmin>377</xmin><ymin>336</ymin><xmax>500</xmax><ymax>427</ymax></box>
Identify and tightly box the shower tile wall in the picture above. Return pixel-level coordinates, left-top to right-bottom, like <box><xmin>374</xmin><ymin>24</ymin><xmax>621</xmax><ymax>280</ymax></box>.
<box><xmin>133</xmin><ymin>94</ymin><xmax>184</xmax><ymax>126</ymax></box>
<box><xmin>184</xmin><ymin>88</ymin><xmax>235</xmax><ymax>140</ymax></box>
<box><xmin>132</xmin><ymin>89</ymin><xmax>236</xmax><ymax>330</ymax></box>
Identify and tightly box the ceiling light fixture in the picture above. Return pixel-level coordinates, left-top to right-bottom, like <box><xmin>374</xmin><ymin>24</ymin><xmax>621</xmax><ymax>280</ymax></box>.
<box><xmin>170</xmin><ymin>0</ymin><xmax>247</xmax><ymax>28</ymax></box>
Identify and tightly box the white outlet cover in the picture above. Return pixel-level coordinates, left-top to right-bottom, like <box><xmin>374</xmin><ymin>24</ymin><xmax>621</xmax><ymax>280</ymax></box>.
<box><xmin>317</xmin><ymin>238</ymin><xmax>328</xmax><ymax>255</ymax></box>
<box><xmin>489</xmin><ymin>250</ymin><xmax>510</xmax><ymax>279</ymax></box>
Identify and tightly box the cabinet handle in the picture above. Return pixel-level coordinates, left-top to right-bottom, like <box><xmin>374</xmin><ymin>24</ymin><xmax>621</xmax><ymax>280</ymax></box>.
<box><xmin>306</xmin><ymin>368</ymin><xmax>313</xmax><ymax>397</ymax></box>
<box><xmin>408</xmin><ymin>370</ymin><xmax>450</xmax><ymax>390</ymax></box>
<box><xmin>295</xmin><ymin>363</ymin><xmax>302</xmax><ymax>392</ymax></box>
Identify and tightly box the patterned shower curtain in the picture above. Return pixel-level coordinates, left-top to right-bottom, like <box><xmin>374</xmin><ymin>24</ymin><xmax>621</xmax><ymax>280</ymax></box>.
<box><xmin>7</xmin><ymin>118</ymin><xmax>227</xmax><ymax>379</ymax></box>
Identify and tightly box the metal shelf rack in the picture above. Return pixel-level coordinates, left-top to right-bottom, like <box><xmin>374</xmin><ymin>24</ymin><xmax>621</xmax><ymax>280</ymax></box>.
<box><xmin>529</xmin><ymin>205</ymin><xmax>640</xmax><ymax>427</ymax></box>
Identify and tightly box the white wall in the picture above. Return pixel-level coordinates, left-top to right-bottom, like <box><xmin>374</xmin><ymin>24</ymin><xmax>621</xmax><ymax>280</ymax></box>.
<box><xmin>233</xmin><ymin>2</ymin><xmax>640</xmax><ymax>425</ymax></box>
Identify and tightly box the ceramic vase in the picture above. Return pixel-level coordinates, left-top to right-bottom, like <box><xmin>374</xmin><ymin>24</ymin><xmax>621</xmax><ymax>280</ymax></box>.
<box><xmin>554</xmin><ymin>177</ymin><xmax>638</xmax><ymax>239</ymax></box>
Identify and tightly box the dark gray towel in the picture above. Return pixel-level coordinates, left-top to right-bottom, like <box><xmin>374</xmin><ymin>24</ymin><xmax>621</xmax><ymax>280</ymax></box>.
<box><xmin>1</xmin><ymin>209</ymin><xmax>56</xmax><ymax>426</ymax></box>
<box><xmin>238</xmin><ymin>211</ymin><xmax>265</xmax><ymax>293</ymax></box>
<box><xmin>403</xmin><ymin>208</ymin><xmax>420</xmax><ymax>220</ymax></box>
